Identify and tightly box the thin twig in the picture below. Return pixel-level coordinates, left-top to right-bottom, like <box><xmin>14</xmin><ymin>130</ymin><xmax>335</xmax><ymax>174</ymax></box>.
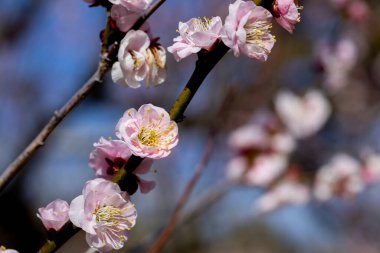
<box><xmin>180</xmin><ymin>180</ymin><xmax>235</xmax><ymax>225</ymax></box>
<box><xmin>127</xmin><ymin>180</ymin><xmax>235</xmax><ymax>253</ymax></box>
<box><xmin>0</xmin><ymin>63</ymin><xmax>109</xmax><ymax>193</ymax></box>
<box><xmin>145</xmin><ymin>136</ymin><xmax>215</xmax><ymax>253</ymax></box>
<box><xmin>0</xmin><ymin>0</ymin><xmax>166</xmax><ymax>193</ymax></box>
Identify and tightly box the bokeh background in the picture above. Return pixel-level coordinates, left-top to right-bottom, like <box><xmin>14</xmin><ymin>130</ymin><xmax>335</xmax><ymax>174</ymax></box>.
<box><xmin>1</xmin><ymin>0</ymin><xmax>380</xmax><ymax>252</ymax></box>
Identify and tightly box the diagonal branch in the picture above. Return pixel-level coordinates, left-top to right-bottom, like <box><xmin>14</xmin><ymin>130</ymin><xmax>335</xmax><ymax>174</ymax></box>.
<box><xmin>0</xmin><ymin>0</ymin><xmax>166</xmax><ymax>193</ymax></box>
<box><xmin>145</xmin><ymin>135</ymin><xmax>215</xmax><ymax>253</ymax></box>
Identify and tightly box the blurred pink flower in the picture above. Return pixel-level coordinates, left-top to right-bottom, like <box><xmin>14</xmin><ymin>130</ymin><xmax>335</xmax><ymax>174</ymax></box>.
<box><xmin>226</xmin><ymin>113</ymin><xmax>295</xmax><ymax>187</ymax></box>
<box><xmin>109</xmin><ymin>0</ymin><xmax>152</xmax><ymax>12</ymax></box>
<box><xmin>116</xmin><ymin>104</ymin><xmax>178</xmax><ymax>159</ymax></box>
<box><xmin>89</xmin><ymin>137</ymin><xmax>155</xmax><ymax>193</ymax></box>
<box><xmin>228</xmin><ymin>124</ymin><xmax>268</xmax><ymax>151</ymax></box>
<box><xmin>254</xmin><ymin>179</ymin><xmax>310</xmax><ymax>214</ymax></box>
<box><xmin>167</xmin><ymin>17</ymin><xmax>223</xmax><ymax>61</ymax></box>
<box><xmin>0</xmin><ymin>246</ymin><xmax>18</xmax><ymax>253</ymax></box>
<box><xmin>112</xmin><ymin>30</ymin><xmax>166</xmax><ymax>88</ymax></box>
<box><xmin>37</xmin><ymin>199</ymin><xmax>69</xmax><ymax>231</ymax></box>
<box><xmin>362</xmin><ymin>153</ymin><xmax>380</xmax><ymax>184</ymax></box>
<box><xmin>226</xmin><ymin>154</ymin><xmax>288</xmax><ymax>187</ymax></box>
<box><xmin>317</xmin><ymin>38</ymin><xmax>358</xmax><ymax>92</ymax></box>
<box><xmin>222</xmin><ymin>0</ymin><xmax>275</xmax><ymax>61</ymax></box>
<box><xmin>111</xmin><ymin>5</ymin><xmax>140</xmax><ymax>32</ymax></box>
<box><xmin>272</xmin><ymin>0</ymin><xmax>301</xmax><ymax>33</ymax></box>
<box><xmin>228</xmin><ymin>114</ymin><xmax>296</xmax><ymax>154</ymax></box>
<box><xmin>225</xmin><ymin>156</ymin><xmax>248</xmax><ymax>182</ymax></box>
<box><xmin>275</xmin><ymin>89</ymin><xmax>331</xmax><ymax>139</ymax></box>
<box><xmin>347</xmin><ymin>0</ymin><xmax>368</xmax><ymax>23</ymax></box>
<box><xmin>314</xmin><ymin>154</ymin><xmax>364</xmax><ymax>201</ymax></box>
<box><xmin>69</xmin><ymin>178</ymin><xmax>137</xmax><ymax>252</ymax></box>
<box><xmin>245</xmin><ymin>154</ymin><xmax>288</xmax><ymax>186</ymax></box>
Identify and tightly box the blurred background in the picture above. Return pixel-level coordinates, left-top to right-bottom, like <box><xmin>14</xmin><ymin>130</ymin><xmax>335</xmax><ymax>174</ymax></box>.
<box><xmin>1</xmin><ymin>0</ymin><xmax>380</xmax><ymax>252</ymax></box>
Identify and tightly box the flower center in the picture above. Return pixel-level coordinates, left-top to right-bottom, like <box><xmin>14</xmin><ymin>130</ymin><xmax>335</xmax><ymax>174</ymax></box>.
<box><xmin>138</xmin><ymin>126</ymin><xmax>160</xmax><ymax>147</ymax></box>
<box><xmin>95</xmin><ymin>205</ymin><xmax>133</xmax><ymax>227</ymax></box>
<box><xmin>147</xmin><ymin>46</ymin><xmax>165</xmax><ymax>69</ymax></box>
<box><xmin>130</xmin><ymin>51</ymin><xmax>143</xmax><ymax>70</ymax></box>
<box><xmin>192</xmin><ymin>17</ymin><xmax>214</xmax><ymax>32</ymax></box>
<box><xmin>94</xmin><ymin>204</ymin><xmax>136</xmax><ymax>250</ymax></box>
<box><xmin>244</xmin><ymin>20</ymin><xmax>275</xmax><ymax>48</ymax></box>
<box><xmin>96</xmin><ymin>206</ymin><xmax>121</xmax><ymax>223</ymax></box>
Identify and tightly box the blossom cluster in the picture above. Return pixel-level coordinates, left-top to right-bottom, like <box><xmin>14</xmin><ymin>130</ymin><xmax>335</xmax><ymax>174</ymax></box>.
<box><xmin>314</xmin><ymin>152</ymin><xmax>380</xmax><ymax>201</ymax></box>
<box><xmin>36</xmin><ymin>104</ymin><xmax>178</xmax><ymax>252</ymax></box>
<box><xmin>32</xmin><ymin>0</ymin><xmax>303</xmax><ymax>251</ymax></box>
<box><xmin>168</xmin><ymin>0</ymin><xmax>302</xmax><ymax>62</ymax></box>
<box><xmin>225</xmin><ymin>88</ymin><xmax>380</xmax><ymax>214</ymax></box>
<box><xmin>225</xmin><ymin>89</ymin><xmax>332</xmax><ymax>213</ymax></box>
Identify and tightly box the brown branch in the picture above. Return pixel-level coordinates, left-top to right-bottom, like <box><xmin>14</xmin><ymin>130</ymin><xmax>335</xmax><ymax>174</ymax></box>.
<box><xmin>179</xmin><ymin>180</ymin><xmax>235</xmax><ymax>225</ymax></box>
<box><xmin>145</xmin><ymin>135</ymin><xmax>215</xmax><ymax>253</ymax></box>
<box><xmin>126</xmin><ymin>180</ymin><xmax>234</xmax><ymax>253</ymax></box>
<box><xmin>0</xmin><ymin>60</ymin><xmax>110</xmax><ymax>193</ymax></box>
<box><xmin>0</xmin><ymin>0</ymin><xmax>166</xmax><ymax>194</ymax></box>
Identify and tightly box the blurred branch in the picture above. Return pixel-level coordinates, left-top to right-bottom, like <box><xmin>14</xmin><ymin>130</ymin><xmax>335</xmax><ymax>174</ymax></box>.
<box><xmin>127</xmin><ymin>180</ymin><xmax>235</xmax><ymax>253</ymax></box>
<box><xmin>0</xmin><ymin>0</ymin><xmax>166</xmax><ymax>194</ymax></box>
<box><xmin>180</xmin><ymin>180</ymin><xmax>235</xmax><ymax>225</ymax></box>
<box><xmin>144</xmin><ymin>136</ymin><xmax>215</xmax><ymax>253</ymax></box>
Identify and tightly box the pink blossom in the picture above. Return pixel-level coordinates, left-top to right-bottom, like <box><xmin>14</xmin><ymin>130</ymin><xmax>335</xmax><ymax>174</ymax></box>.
<box><xmin>272</xmin><ymin>0</ymin><xmax>301</xmax><ymax>33</ymax></box>
<box><xmin>245</xmin><ymin>154</ymin><xmax>288</xmax><ymax>186</ymax></box>
<box><xmin>112</xmin><ymin>30</ymin><xmax>166</xmax><ymax>88</ymax></box>
<box><xmin>228</xmin><ymin>115</ymin><xmax>295</xmax><ymax>154</ymax></box>
<box><xmin>112</xmin><ymin>30</ymin><xmax>150</xmax><ymax>88</ymax></box>
<box><xmin>167</xmin><ymin>17</ymin><xmax>223</xmax><ymax>61</ymax></box>
<box><xmin>116</xmin><ymin>104</ymin><xmax>178</xmax><ymax>159</ymax></box>
<box><xmin>226</xmin><ymin>154</ymin><xmax>288</xmax><ymax>187</ymax></box>
<box><xmin>314</xmin><ymin>154</ymin><xmax>364</xmax><ymax>201</ymax></box>
<box><xmin>0</xmin><ymin>247</ymin><xmax>18</xmax><ymax>253</ymax></box>
<box><xmin>362</xmin><ymin>153</ymin><xmax>380</xmax><ymax>184</ymax></box>
<box><xmin>254</xmin><ymin>180</ymin><xmax>310</xmax><ymax>214</ymax></box>
<box><xmin>317</xmin><ymin>38</ymin><xmax>358</xmax><ymax>93</ymax></box>
<box><xmin>37</xmin><ymin>199</ymin><xmax>69</xmax><ymax>231</ymax></box>
<box><xmin>222</xmin><ymin>0</ymin><xmax>276</xmax><ymax>61</ymax></box>
<box><xmin>226</xmin><ymin>112</ymin><xmax>296</xmax><ymax>187</ymax></box>
<box><xmin>111</xmin><ymin>5</ymin><xmax>140</xmax><ymax>32</ymax></box>
<box><xmin>225</xmin><ymin>156</ymin><xmax>248</xmax><ymax>182</ymax></box>
<box><xmin>108</xmin><ymin>0</ymin><xmax>152</xmax><ymax>12</ymax></box>
<box><xmin>275</xmin><ymin>90</ymin><xmax>331</xmax><ymax>139</ymax></box>
<box><xmin>89</xmin><ymin>137</ymin><xmax>155</xmax><ymax>194</ymax></box>
<box><xmin>69</xmin><ymin>179</ymin><xmax>137</xmax><ymax>252</ymax></box>
<box><xmin>228</xmin><ymin>124</ymin><xmax>268</xmax><ymax>151</ymax></box>
<box><xmin>347</xmin><ymin>0</ymin><xmax>368</xmax><ymax>23</ymax></box>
